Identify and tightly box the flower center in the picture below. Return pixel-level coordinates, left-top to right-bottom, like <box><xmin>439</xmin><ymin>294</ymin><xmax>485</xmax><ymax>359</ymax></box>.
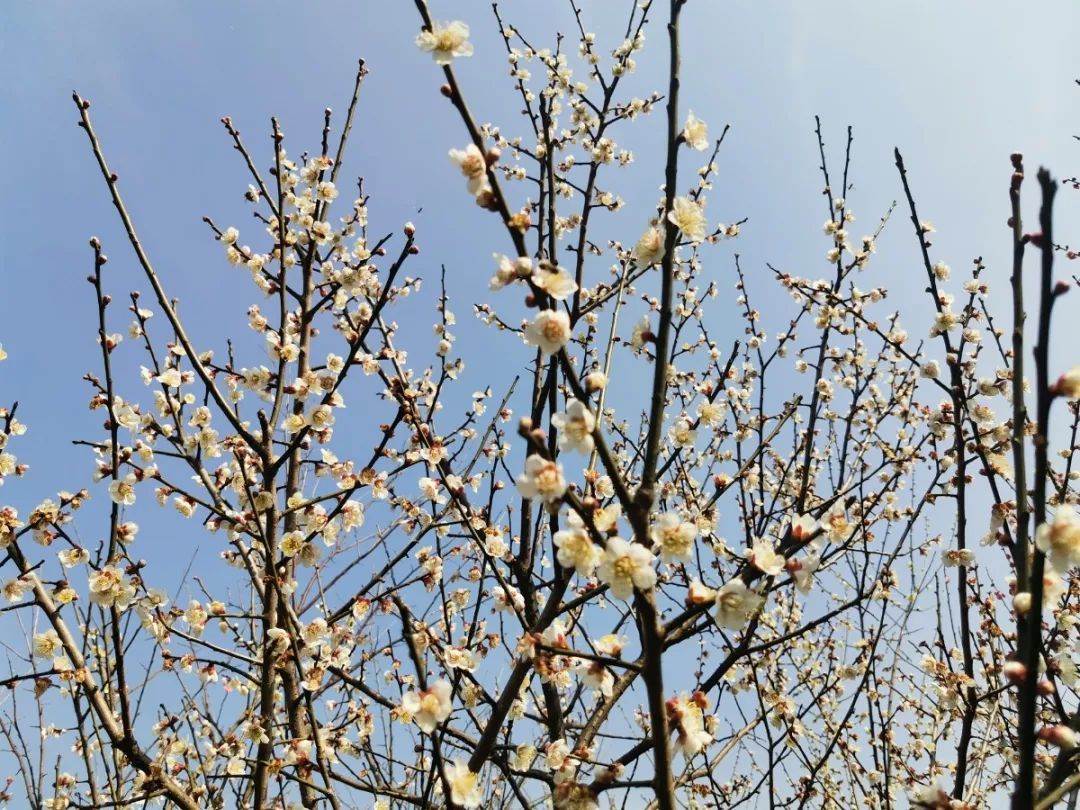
<box><xmin>613</xmin><ymin>556</ymin><xmax>635</xmax><ymax>580</ymax></box>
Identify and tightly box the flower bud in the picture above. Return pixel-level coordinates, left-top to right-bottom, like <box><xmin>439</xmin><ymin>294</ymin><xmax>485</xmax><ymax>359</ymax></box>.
<box><xmin>1002</xmin><ymin>660</ymin><xmax>1027</xmax><ymax>685</ymax></box>
<box><xmin>1039</xmin><ymin>724</ymin><xmax>1078</xmax><ymax>750</ymax></box>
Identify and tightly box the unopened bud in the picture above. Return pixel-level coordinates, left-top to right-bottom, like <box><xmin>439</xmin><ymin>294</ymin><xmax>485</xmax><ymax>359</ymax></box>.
<box><xmin>1014</xmin><ymin>591</ymin><xmax>1033</xmax><ymax>615</ymax></box>
<box><xmin>585</xmin><ymin>370</ymin><xmax>608</xmax><ymax>392</ymax></box>
<box><xmin>1039</xmin><ymin>724</ymin><xmax>1078</xmax><ymax>750</ymax></box>
<box><xmin>1002</xmin><ymin>660</ymin><xmax>1027</xmax><ymax>685</ymax></box>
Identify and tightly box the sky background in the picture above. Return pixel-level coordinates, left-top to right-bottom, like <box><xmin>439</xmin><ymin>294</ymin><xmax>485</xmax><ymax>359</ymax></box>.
<box><xmin>2</xmin><ymin>0</ymin><xmax>1078</xmax><ymax>494</ymax></box>
<box><xmin>1</xmin><ymin>1</ymin><xmax>1079</xmax><ymax>804</ymax></box>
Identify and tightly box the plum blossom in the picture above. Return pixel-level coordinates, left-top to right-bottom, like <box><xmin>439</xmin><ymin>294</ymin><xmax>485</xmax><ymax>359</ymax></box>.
<box><xmin>681</xmin><ymin>110</ymin><xmax>709</xmax><ymax>151</ymax></box>
<box><xmin>597</xmin><ymin>537</ymin><xmax>656</xmax><ymax>599</ymax></box>
<box><xmin>33</xmin><ymin>630</ymin><xmax>62</xmax><ymax>659</ymax></box>
<box><xmin>553</xmin><ymin>520</ymin><xmax>601</xmax><ymax>577</ymax></box>
<box><xmin>416</xmin><ymin>20</ymin><xmax>474</xmax><ymax>65</ymax></box>
<box><xmin>1036</xmin><ymin>506</ymin><xmax>1080</xmax><ymax>572</ymax></box>
<box><xmin>551</xmin><ymin>400</ymin><xmax>595</xmax><ymax>454</ymax></box>
<box><xmin>492</xmin><ymin>585</ymin><xmax>525</xmax><ymax>613</ymax></box>
<box><xmin>1056</xmin><ymin>366</ymin><xmax>1080</xmax><ymax>399</ymax></box>
<box><xmin>576</xmin><ymin>658</ymin><xmax>614</xmax><ymax>697</ymax></box>
<box><xmin>942</xmin><ymin>548</ymin><xmax>976</xmax><ymax>568</ymax></box>
<box><xmin>524</xmin><ymin>309</ymin><xmax>572</xmax><ymax>355</ymax></box>
<box><xmin>715</xmin><ymin>580</ymin><xmax>763</xmax><ymax>629</ymax></box>
<box><xmin>748</xmin><ymin>537</ymin><xmax>784</xmax><ymax>576</ymax></box>
<box><xmin>444</xmin><ymin>760</ymin><xmax>482</xmax><ymax>808</ymax></box>
<box><xmin>667</xmin><ymin>196</ymin><xmax>706</xmax><ymax>242</ymax></box>
<box><xmin>633</xmin><ymin>226</ymin><xmax>664</xmax><ymax>266</ymax></box>
<box><xmin>532</xmin><ymin>261</ymin><xmax>578</xmax><ymax>301</ymax></box>
<box><xmin>822</xmin><ymin>502</ymin><xmax>854</xmax><ymax>542</ymax></box>
<box><xmin>667</xmin><ymin>692</ymin><xmax>712</xmax><ymax>758</ymax></box>
<box><xmin>792</xmin><ymin>552</ymin><xmax>821</xmax><ymax>594</ymax></box>
<box><xmin>790</xmin><ymin>514</ymin><xmax>817</xmax><ymax>544</ymax></box>
<box><xmin>88</xmin><ymin>566</ymin><xmax>136</xmax><ymax>610</ymax></box>
<box><xmin>650</xmin><ymin>512</ymin><xmax>697</xmax><ymax>562</ymax></box>
<box><xmin>401</xmin><ymin>680</ymin><xmax>453</xmax><ymax>733</ymax></box>
<box><xmin>108</xmin><ymin>473</ymin><xmax>137</xmax><ymax>506</ymax></box>
<box><xmin>629</xmin><ymin>315</ymin><xmax>652</xmax><ymax>350</ymax></box>
<box><xmin>516</xmin><ymin>455</ymin><xmax>567</xmax><ymax>503</ymax></box>
<box><xmin>449</xmin><ymin>144</ymin><xmax>489</xmax><ymax>196</ymax></box>
<box><xmin>490</xmin><ymin>254</ymin><xmax>532</xmax><ymax>291</ymax></box>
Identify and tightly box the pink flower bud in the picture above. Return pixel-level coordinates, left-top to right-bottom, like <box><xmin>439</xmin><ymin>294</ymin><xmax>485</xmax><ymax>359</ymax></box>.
<box><xmin>1039</xmin><ymin>724</ymin><xmax>1078</xmax><ymax>749</ymax></box>
<box><xmin>1002</xmin><ymin>660</ymin><xmax>1027</xmax><ymax>685</ymax></box>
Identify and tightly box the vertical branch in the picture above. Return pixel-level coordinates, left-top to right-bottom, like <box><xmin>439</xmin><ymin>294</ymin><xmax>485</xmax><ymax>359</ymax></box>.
<box><xmin>634</xmin><ymin>5</ymin><xmax>685</xmax><ymax>810</ymax></box>
<box><xmin>1010</xmin><ymin>153</ymin><xmax>1031</xmax><ymax>594</ymax></box>
<box><xmin>638</xmin><ymin>0</ymin><xmax>684</xmax><ymax>505</ymax></box>
<box><xmin>1015</xmin><ymin>168</ymin><xmax>1058</xmax><ymax>809</ymax></box>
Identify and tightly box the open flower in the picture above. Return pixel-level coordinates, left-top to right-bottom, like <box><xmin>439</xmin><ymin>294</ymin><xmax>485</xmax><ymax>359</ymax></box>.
<box><xmin>524</xmin><ymin>309</ymin><xmax>572</xmax><ymax>355</ymax></box>
<box><xmin>416</xmin><ymin>20</ymin><xmax>474</xmax><ymax>65</ymax></box>
<box><xmin>449</xmin><ymin>144</ymin><xmax>488</xmax><ymax>195</ymax></box>
<box><xmin>490</xmin><ymin>254</ymin><xmax>532</xmax><ymax>291</ymax></box>
<box><xmin>444</xmin><ymin>760</ymin><xmax>482</xmax><ymax>808</ymax></box>
<box><xmin>516</xmin><ymin>455</ymin><xmax>567</xmax><ymax>503</ymax></box>
<box><xmin>714</xmin><ymin>580</ymin><xmax>763</xmax><ymax>629</ymax></box>
<box><xmin>792</xmin><ymin>552</ymin><xmax>821</xmax><ymax>594</ymax></box>
<box><xmin>401</xmin><ymin>680</ymin><xmax>453</xmax><ymax>733</ymax></box>
<box><xmin>551</xmin><ymin>400</ymin><xmax>595</xmax><ymax>454</ymax></box>
<box><xmin>576</xmin><ymin>656</ymin><xmax>614</xmax><ymax>697</ymax></box>
<box><xmin>1036</xmin><ymin>506</ymin><xmax>1080</xmax><ymax>572</ymax></box>
<box><xmin>33</xmin><ymin>630</ymin><xmax>62</xmax><ymax>659</ymax></box>
<box><xmin>687</xmin><ymin>579</ymin><xmax>716</xmax><ymax>606</ymax></box>
<box><xmin>108</xmin><ymin>473</ymin><xmax>137</xmax><ymax>506</ymax></box>
<box><xmin>633</xmin><ymin>226</ymin><xmax>664</xmax><ymax>266</ymax></box>
<box><xmin>822</xmin><ymin>502</ymin><xmax>853</xmax><ymax>542</ymax></box>
<box><xmin>748</xmin><ymin>537</ymin><xmax>784</xmax><ymax>576</ymax></box>
<box><xmin>681</xmin><ymin>110</ymin><xmax>709</xmax><ymax>151</ymax></box>
<box><xmin>597</xmin><ymin>537</ymin><xmax>656</xmax><ymax>599</ymax></box>
<box><xmin>650</xmin><ymin>513</ymin><xmax>697</xmax><ymax>562</ymax></box>
<box><xmin>629</xmin><ymin>315</ymin><xmax>652</xmax><ymax>350</ymax></box>
<box><xmin>552</xmin><ymin>516</ymin><xmax>604</xmax><ymax>574</ymax></box>
<box><xmin>667</xmin><ymin>692</ymin><xmax>712</xmax><ymax>758</ymax></box>
<box><xmin>553</xmin><ymin>521</ymin><xmax>601</xmax><ymax>577</ymax></box>
<box><xmin>532</xmin><ymin>261</ymin><xmax>578</xmax><ymax>301</ymax></box>
<box><xmin>667</xmin><ymin>196</ymin><xmax>706</xmax><ymax>242</ymax></box>
<box><xmin>942</xmin><ymin>548</ymin><xmax>976</xmax><ymax>568</ymax></box>
<box><xmin>88</xmin><ymin>566</ymin><xmax>136</xmax><ymax>610</ymax></box>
